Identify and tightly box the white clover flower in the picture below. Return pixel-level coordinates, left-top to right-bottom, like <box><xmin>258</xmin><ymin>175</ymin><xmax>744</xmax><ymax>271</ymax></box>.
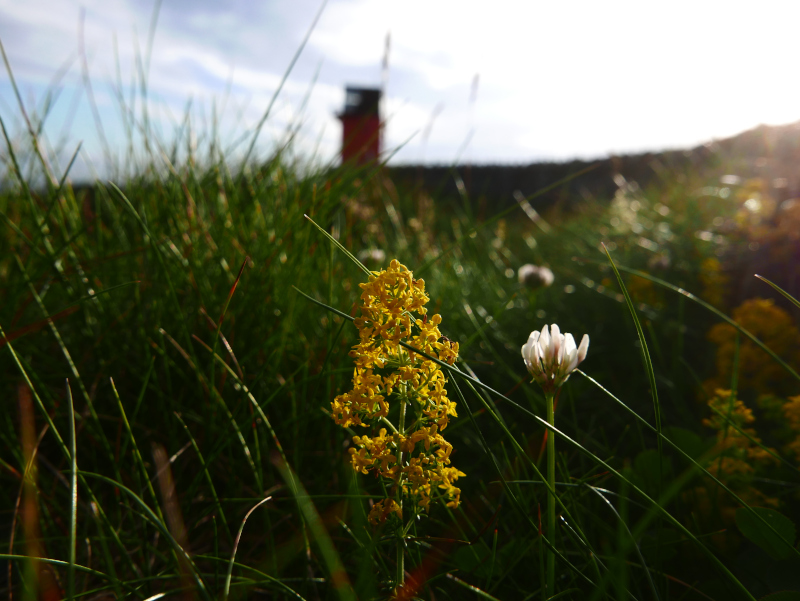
<box><xmin>521</xmin><ymin>324</ymin><xmax>589</xmax><ymax>392</ymax></box>
<box><xmin>517</xmin><ymin>264</ymin><xmax>554</xmax><ymax>289</ymax></box>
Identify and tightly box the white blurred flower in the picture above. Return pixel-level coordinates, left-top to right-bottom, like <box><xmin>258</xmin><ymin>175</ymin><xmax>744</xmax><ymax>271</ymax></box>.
<box><xmin>357</xmin><ymin>248</ymin><xmax>386</xmax><ymax>267</ymax></box>
<box><xmin>518</xmin><ymin>264</ymin><xmax>554</xmax><ymax>289</ymax></box>
<box><xmin>647</xmin><ymin>252</ymin><xmax>671</xmax><ymax>271</ymax></box>
<box><xmin>521</xmin><ymin>324</ymin><xmax>589</xmax><ymax>392</ymax></box>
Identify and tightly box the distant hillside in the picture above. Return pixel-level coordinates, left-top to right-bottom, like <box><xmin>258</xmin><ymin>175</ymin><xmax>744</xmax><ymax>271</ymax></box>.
<box><xmin>387</xmin><ymin>121</ymin><xmax>800</xmax><ymax>210</ymax></box>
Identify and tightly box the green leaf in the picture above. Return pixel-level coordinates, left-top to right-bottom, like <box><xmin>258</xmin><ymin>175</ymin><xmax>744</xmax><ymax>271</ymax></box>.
<box><xmin>663</xmin><ymin>426</ymin><xmax>706</xmax><ymax>460</ymax></box>
<box><xmin>736</xmin><ymin>507</ymin><xmax>797</xmax><ymax>561</ymax></box>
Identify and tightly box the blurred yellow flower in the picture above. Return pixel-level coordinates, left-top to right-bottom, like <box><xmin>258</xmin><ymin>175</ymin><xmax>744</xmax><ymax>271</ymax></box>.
<box><xmin>782</xmin><ymin>395</ymin><xmax>800</xmax><ymax>462</ymax></box>
<box><xmin>368</xmin><ymin>498</ymin><xmax>402</xmax><ymax>525</ymax></box>
<box><xmin>706</xmin><ymin>298</ymin><xmax>800</xmax><ymax>397</ymax></box>
<box><xmin>699</xmin><ymin>257</ymin><xmax>728</xmax><ymax>308</ymax></box>
<box><xmin>703</xmin><ymin>389</ymin><xmax>776</xmax><ymax>480</ymax></box>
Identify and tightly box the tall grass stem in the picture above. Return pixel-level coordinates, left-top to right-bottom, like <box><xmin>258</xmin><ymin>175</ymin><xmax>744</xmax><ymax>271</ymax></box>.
<box><xmin>66</xmin><ymin>380</ymin><xmax>77</xmax><ymax>601</ymax></box>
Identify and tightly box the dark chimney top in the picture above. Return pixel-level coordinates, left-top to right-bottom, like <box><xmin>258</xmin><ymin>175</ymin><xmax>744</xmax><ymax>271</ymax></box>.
<box><xmin>339</xmin><ymin>87</ymin><xmax>381</xmax><ymax>117</ymax></box>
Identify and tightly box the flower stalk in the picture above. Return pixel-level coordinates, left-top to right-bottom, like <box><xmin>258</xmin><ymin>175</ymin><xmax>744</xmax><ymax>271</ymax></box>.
<box><xmin>545</xmin><ymin>390</ymin><xmax>556</xmax><ymax>598</ymax></box>
<box><xmin>396</xmin><ymin>396</ymin><xmax>407</xmax><ymax>591</ymax></box>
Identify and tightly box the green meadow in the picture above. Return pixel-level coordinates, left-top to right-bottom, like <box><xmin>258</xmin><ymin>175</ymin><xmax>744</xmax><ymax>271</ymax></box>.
<box><xmin>3</xmin><ymin>54</ymin><xmax>800</xmax><ymax>601</ymax></box>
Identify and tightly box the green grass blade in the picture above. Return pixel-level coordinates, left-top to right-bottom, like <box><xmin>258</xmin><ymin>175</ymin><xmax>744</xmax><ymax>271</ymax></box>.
<box><xmin>80</xmin><ymin>471</ymin><xmax>211</xmax><ymax>600</ymax></box>
<box><xmin>13</xmin><ymin>253</ymin><xmax>120</xmax><ymax>480</ymax></box>
<box><xmin>159</xmin><ymin>328</ymin><xmax>262</xmax><ymax>490</ymax></box>
<box><xmin>109</xmin><ymin>183</ymin><xmax>196</xmax><ymax>353</ymax></box>
<box><xmin>0</xmin><ymin>324</ymin><xmax>131</xmax><ymax>594</ymax></box>
<box><xmin>119</xmin><ymin>357</ymin><xmax>155</xmax><ymax>464</ymax></box>
<box><xmin>0</xmin><ymin>554</ymin><xmax>130</xmax><ymax>593</ymax></box>
<box><xmin>304</xmin><ymin>214</ymin><xmax>371</xmax><ymax>276</ymax></box>
<box><xmin>602</xmin><ymin>243</ymin><xmax>665</xmax><ymax>593</ymax></box>
<box><xmin>272</xmin><ymin>455</ymin><xmax>356</xmax><ymax>601</ymax></box>
<box><xmin>293</xmin><ymin>286</ymin><xmax>356</xmax><ymax>322</ymax></box>
<box><xmin>223</xmin><ymin>496</ymin><xmax>274</xmax><ymax>601</ymax></box>
<box><xmin>755</xmin><ymin>274</ymin><xmax>800</xmax><ymax>311</ymax></box>
<box><xmin>109</xmin><ymin>377</ymin><xmax>164</xmax><ymax>515</ymax></box>
<box><xmin>174</xmin><ymin>412</ymin><xmax>232</xmax><ymax>545</ymax></box>
<box><xmin>445</xmin><ymin>573</ymin><xmax>503</xmax><ymax>600</ymax></box>
<box><xmin>585</xmin><ymin>484</ymin><xmax>657</xmax><ymax>601</ymax></box>
<box><xmin>209</xmin><ymin>256</ymin><xmax>248</xmax><ymax>394</ymax></box>
<box><xmin>0</xmin><ymin>209</ymin><xmax>47</xmax><ymax>259</ymax></box>
<box><xmin>0</xmin><ymin>321</ymin><xmax>69</xmax><ymax>459</ymax></box>
<box><xmin>0</xmin><ymin>38</ymin><xmax>58</xmax><ymax>187</ymax></box>
<box><xmin>66</xmin><ymin>380</ymin><xmax>78</xmax><ymax>601</ymax></box>
<box><xmin>188</xmin><ymin>331</ymin><xmax>291</xmax><ymax>468</ymax></box>
<box><xmin>56</xmin><ymin>142</ymin><xmax>83</xmax><ymax>189</ymax></box>
<box><xmin>0</xmin><ymin>281</ymin><xmax>140</xmax><ymax>347</ymax></box>
<box><xmin>210</xmin><ymin>556</ymin><xmax>307</xmax><ymax>599</ymax></box>
<box><xmin>602</xmin><ymin>245</ymin><xmax>663</xmax><ymax>460</ymax></box>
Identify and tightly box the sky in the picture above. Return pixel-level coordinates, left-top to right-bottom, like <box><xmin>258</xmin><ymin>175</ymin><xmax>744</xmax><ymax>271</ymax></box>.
<box><xmin>2</xmin><ymin>0</ymin><xmax>800</xmax><ymax>180</ymax></box>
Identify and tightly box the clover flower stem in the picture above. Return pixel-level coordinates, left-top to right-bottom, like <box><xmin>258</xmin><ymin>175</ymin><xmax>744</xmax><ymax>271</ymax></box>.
<box><xmin>546</xmin><ymin>391</ymin><xmax>556</xmax><ymax>598</ymax></box>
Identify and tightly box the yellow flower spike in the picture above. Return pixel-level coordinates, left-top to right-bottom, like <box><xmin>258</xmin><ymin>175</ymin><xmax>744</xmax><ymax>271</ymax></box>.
<box><xmin>331</xmin><ymin>259</ymin><xmax>464</xmax><ymax>517</ymax></box>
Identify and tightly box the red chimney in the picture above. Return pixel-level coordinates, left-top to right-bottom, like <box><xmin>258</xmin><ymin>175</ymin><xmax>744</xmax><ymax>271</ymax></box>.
<box><xmin>337</xmin><ymin>86</ymin><xmax>381</xmax><ymax>166</ymax></box>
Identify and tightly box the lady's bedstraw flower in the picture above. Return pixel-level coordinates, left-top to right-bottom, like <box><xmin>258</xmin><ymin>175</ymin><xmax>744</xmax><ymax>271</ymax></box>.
<box><xmin>521</xmin><ymin>324</ymin><xmax>589</xmax><ymax>393</ymax></box>
<box><xmin>332</xmin><ymin>260</ymin><xmax>464</xmax><ymax>524</ymax></box>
